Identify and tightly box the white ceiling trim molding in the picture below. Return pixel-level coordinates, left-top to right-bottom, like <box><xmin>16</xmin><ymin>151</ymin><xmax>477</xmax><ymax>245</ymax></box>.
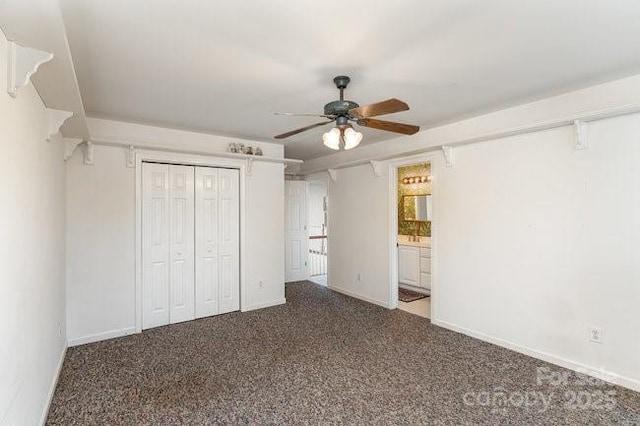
<box><xmin>46</xmin><ymin>109</ymin><xmax>74</xmax><ymax>142</ymax></box>
<box><xmin>327</xmin><ymin>169</ymin><xmax>338</xmax><ymax>182</ymax></box>
<box><xmin>86</xmin><ymin>117</ymin><xmax>288</xmax><ymax>157</ymax></box>
<box><xmin>301</xmin><ymin>74</ymin><xmax>640</xmax><ymax>175</ymax></box>
<box><xmin>89</xmin><ymin>136</ymin><xmax>302</xmax><ymax>175</ymax></box>
<box><xmin>82</xmin><ymin>117</ymin><xmax>302</xmax><ymax>174</ymax></box>
<box><xmin>6</xmin><ymin>40</ymin><xmax>53</xmax><ymax>98</ymax></box>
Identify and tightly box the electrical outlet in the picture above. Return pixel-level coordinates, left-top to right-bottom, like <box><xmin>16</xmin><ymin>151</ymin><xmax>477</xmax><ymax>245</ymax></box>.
<box><xmin>356</xmin><ymin>273</ymin><xmax>361</xmax><ymax>281</ymax></box>
<box><xmin>589</xmin><ymin>326</ymin><xmax>603</xmax><ymax>344</ymax></box>
<box><xmin>259</xmin><ymin>280</ymin><xmax>264</xmax><ymax>288</ymax></box>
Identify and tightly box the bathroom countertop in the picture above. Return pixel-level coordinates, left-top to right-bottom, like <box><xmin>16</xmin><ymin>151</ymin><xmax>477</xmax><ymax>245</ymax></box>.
<box><xmin>397</xmin><ymin>236</ymin><xmax>431</xmax><ymax>248</ymax></box>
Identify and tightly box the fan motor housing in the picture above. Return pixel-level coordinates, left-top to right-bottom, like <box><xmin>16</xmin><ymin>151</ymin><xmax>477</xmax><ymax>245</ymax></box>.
<box><xmin>324</xmin><ymin>100</ymin><xmax>359</xmax><ymax>116</ymax></box>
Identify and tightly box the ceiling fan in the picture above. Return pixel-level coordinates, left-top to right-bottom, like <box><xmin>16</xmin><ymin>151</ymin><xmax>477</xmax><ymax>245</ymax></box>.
<box><xmin>274</xmin><ymin>76</ymin><xmax>420</xmax><ymax>150</ymax></box>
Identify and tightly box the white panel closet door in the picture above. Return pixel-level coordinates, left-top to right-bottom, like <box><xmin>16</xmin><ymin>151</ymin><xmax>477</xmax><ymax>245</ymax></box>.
<box><xmin>195</xmin><ymin>167</ymin><xmax>240</xmax><ymax>317</ymax></box>
<box><xmin>168</xmin><ymin>165</ymin><xmax>195</xmax><ymax>324</ymax></box>
<box><xmin>285</xmin><ymin>181</ymin><xmax>308</xmax><ymax>282</ymax></box>
<box><xmin>144</xmin><ymin>163</ymin><xmax>239</xmax><ymax>328</ymax></box>
<box><xmin>194</xmin><ymin>167</ymin><xmax>219</xmax><ymax>318</ymax></box>
<box><xmin>142</xmin><ymin>163</ymin><xmax>170</xmax><ymax>329</ymax></box>
<box><xmin>217</xmin><ymin>168</ymin><xmax>240</xmax><ymax>314</ymax></box>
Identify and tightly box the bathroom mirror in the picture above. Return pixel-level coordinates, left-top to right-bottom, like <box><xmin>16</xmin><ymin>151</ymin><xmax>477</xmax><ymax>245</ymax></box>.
<box><xmin>402</xmin><ymin>195</ymin><xmax>431</xmax><ymax>221</ymax></box>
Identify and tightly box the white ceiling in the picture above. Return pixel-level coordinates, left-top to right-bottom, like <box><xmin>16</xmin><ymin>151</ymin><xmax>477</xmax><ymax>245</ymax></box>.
<box><xmin>59</xmin><ymin>0</ymin><xmax>640</xmax><ymax>160</ymax></box>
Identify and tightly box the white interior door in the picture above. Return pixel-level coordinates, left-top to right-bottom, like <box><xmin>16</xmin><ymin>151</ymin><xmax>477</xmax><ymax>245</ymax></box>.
<box><xmin>168</xmin><ymin>165</ymin><xmax>195</xmax><ymax>324</ymax></box>
<box><xmin>143</xmin><ymin>162</ymin><xmax>240</xmax><ymax>329</ymax></box>
<box><xmin>142</xmin><ymin>163</ymin><xmax>170</xmax><ymax>329</ymax></box>
<box><xmin>285</xmin><ymin>181</ymin><xmax>308</xmax><ymax>282</ymax></box>
<box><xmin>217</xmin><ymin>168</ymin><xmax>240</xmax><ymax>314</ymax></box>
<box><xmin>195</xmin><ymin>167</ymin><xmax>239</xmax><ymax>318</ymax></box>
<box><xmin>195</xmin><ymin>167</ymin><xmax>218</xmax><ymax>318</ymax></box>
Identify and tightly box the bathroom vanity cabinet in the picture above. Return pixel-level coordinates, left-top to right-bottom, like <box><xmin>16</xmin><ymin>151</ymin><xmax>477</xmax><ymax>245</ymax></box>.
<box><xmin>398</xmin><ymin>242</ymin><xmax>431</xmax><ymax>292</ymax></box>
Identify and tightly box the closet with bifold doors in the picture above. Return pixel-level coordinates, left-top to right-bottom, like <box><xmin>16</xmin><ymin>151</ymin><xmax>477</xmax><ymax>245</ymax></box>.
<box><xmin>142</xmin><ymin>162</ymin><xmax>240</xmax><ymax>330</ymax></box>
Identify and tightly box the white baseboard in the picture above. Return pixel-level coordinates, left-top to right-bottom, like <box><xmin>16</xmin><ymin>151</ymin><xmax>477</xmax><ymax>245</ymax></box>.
<box><xmin>39</xmin><ymin>345</ymin><xmax>66</xmax><ymax>426</ymax></box>
<box><xmin>432</xmin><ymin>318</ymin><xmax>640</xmax><ymax>393</ymax></box>
<box><xmin>243</xmin><ymin>298</ymin><xmax>286</xmax><ymax>312</ymax></box>
<box><xmin>328</xmin><ymin>285</ymin><xmax>390</xmax><ymax>309</ymax></box>
<box><xmin>67</xmin><ymin>326</ymin><xmax>137</xmax><ymax>347</ymax></box>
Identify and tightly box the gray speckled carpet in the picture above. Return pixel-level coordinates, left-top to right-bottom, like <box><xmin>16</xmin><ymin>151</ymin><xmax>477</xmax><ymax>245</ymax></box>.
<box><xmin>48</xmin><ymin>281</ymin><xmax>640</xmax><ymax>425</ymax></box>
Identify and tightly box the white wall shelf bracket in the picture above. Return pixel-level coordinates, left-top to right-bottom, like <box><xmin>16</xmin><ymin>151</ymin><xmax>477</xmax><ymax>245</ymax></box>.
<box><xmin>6</xmin><ymin>40</ymin><xmax>53</xmax><ymax>98</ymax></box>
<box><xmin>574</xmin><ymin>120</ymin><xmax>588</xmax><ymax>150</ymax></box>
<box><xmin>442</xmin><ymin>145</ymin><xmax>454</xmax><ymax>167</ymax></box>
<box><xmin>370</xmin><ymin>160</ymin><xmax>383</xmax><ymax>177</ymax></box>
<box><xmin>126</xmin><ymin>145</ymin><xmax>136</xmax><ymax>168</ymax></box>
<box><xmin>246</xmin><ymin>158</ymin><xmax>254</xmax><ymax>176</ymax></box>
<box><xmin>327</xmin><ymin>169</ymin><xmax>338</xmax><ymax>182</ymax></box>
<box><xmin>64</xmin><ymin>138</ymin><xmax>84</xmax><ymax>161</ymax></box>
<box><xmin>46</xmin><ymin>109</ymin><xmax>73</xmax><ymax>142</ymax></box>
<box><xmin>84</xmin><ymin>141</ymin><xmax>95</xmax><ymax>165</ymax></box>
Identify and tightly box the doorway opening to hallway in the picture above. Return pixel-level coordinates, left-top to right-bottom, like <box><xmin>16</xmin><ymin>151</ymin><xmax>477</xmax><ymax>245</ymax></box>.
<box><xmin>307</xmin><ymin>177</ymin><xmax>328</xmax><ymax>286</ymax></box>
<box><xmin>285</xmin><ymin>176</ymin><xmax>329</xmax><ymax>285</ymax></box>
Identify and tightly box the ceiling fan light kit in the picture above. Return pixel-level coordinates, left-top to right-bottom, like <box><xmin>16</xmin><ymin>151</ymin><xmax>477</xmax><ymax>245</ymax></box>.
<box><xmin>343</xmin><ymin>127</ymin><xmax>363</xmax><ymax>150</ymax></box>
<box><xmin>322</xmin><ymin>127</ymin><xmax>341</xmax><ymax>150</ymax></box>
<box><xmin>275</xmin><ymin>76</ymin><xmax>420</xmax><ymax>150</ymax></box>
<box><xmin>322</xmin><ymin>125</ymin><xmax>363</xmax><ymax>151</ymax></box>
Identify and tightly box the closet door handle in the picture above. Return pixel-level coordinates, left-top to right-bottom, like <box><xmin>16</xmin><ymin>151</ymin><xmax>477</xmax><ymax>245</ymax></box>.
<box><xmin>177</xmin><ymin>251</ymin><xmax>182</xmax><ymax>256</ymax></box>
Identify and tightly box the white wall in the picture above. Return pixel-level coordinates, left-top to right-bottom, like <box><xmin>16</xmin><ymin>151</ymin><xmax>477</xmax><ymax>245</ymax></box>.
<box><xmin>326</xmin><ymin>111</ymin><xmax>640</xmax><ymax>391</ymax></box>
<box><xmin>328</xmin><ymin>165</ymin><xmax>391</xmax><ymax>307</ymax></box>
<box><xmin>66</xmin><ymin>144</ymin><xmax>136</xmax><ymax>343</ymax></box>
<box><xmin>0</xmin><ymin>34</ymin><xmax>67</xmax><ymax>425</ymax></box>
<box><xmin>433</xmin><ymin>115</ymin><xmax>640</xmax><ymax>390</ymax></box>
<box><xmin>244</xmin><ymin>162</ymin><xmax>285</xmax><ymax>309</ymax></box>
<box><xmin>66</xmin><ymin>125</ymin><xmax>285</xmax><ymax>345</ymax></box>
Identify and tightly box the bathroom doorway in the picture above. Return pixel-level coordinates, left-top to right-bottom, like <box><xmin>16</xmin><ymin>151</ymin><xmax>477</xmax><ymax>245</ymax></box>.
<box><xmin>389</xmin><ymin>158</ymin><xmax>434</xmax><ymax>319</ymax></box>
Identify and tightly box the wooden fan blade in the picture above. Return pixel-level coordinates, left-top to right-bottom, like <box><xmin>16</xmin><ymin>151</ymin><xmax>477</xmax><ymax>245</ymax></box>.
<box><xmin>274</xmin><ymin>120</ymin><xmax>333</xmax><ymax>139</ymax></box>
<box><xmin>348</xmin><ymin>98</ymin><xmax>409</xmax><ymax>119</ymax></box>
<box><xmin>357</xmin><ymin>118</ymin><xmax>420</xmax><ymax>135</ymax></box>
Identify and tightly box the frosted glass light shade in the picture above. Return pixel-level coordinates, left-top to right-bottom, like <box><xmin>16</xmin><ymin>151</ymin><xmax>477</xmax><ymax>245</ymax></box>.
<box><xmin>322</xmin><ymin>127</ymin><xmax>341</xmax><ymax>150</ymax></box>
<box><xmin>343</xmin><ymin>127</ymin><xmax>363</xmax><ymax>150</ymax></box>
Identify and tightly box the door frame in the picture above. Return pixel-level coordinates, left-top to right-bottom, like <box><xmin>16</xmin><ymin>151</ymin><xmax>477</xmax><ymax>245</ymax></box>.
<box><xmin>388</xmin><ymin>153</ymin><xmax>438</xmax><ymax>315</ymax></box>
<box><xmin>135</xmin><ymin>150</ymin><xmax>247</xmax><ymax>333</ymax></box>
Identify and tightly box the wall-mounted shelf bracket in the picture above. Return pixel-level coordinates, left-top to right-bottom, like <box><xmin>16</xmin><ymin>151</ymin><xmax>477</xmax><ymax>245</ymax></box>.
<box><xmin>245</xmin><ymin>158</ymin><xmax>254</xmax><ymax>176</ymax></box>
<box><xmin>46</xmin><ymin>109</ymin><xmax>73</xmax><ymax>142</ymax></box>
<box><xmin>63</xmin><ymin>138</ymin><xmax>84</xmax><ymax>161</ymax></box>
<box><xmin>84</xmin><ymin>141</ymin><xmax>94</xmax><ymax>165</ymax></box>
<box><xmin>574</xmin><ymin>120</ymin><xmax>588</xmax><ymax>150</ymax></box>
<box><xmin>126</xmin><ymin>145</ymin><xmax>136</xmax><ymax>168</ymax></box>
<box><xmin>370</xmin><ymin>160</ymin><xmax>383</xmax><ymax>177</ymax></box>
<box><xmin>327</xmin><ymin>169</ymin><xmax>337</xmax><ymax>182</ymax></box>
<box><xmin>7</xmin><ymin>41</ymin><xmax>53</xmax><ymax>98</ymax></box>
<box><xmin>442</xmin><ymin>145</ymin><xmax>454</xmax><ymax>167</ymax></box>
